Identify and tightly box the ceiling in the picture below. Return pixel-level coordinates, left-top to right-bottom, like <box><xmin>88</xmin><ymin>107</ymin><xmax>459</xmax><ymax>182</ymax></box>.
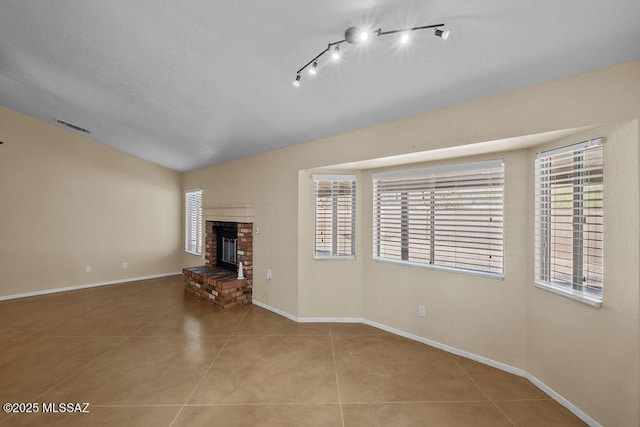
<box><xmin>1</xmin><ymin>1</ymin><xmax>639</xmax><ymax>172</ymax></box>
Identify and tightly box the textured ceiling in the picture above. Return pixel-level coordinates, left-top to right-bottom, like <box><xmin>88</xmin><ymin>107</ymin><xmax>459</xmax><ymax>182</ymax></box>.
<box><xmin>1</xmin><ymin>1</ymin><xmax>639</xmax><ymax>172</ymax></box>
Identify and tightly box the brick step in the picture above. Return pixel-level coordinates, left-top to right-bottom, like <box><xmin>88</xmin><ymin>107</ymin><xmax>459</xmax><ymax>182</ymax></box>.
<box><xmin>182</xmin><ymin>265</ymin><xmax>252</xmax><ymax>309</ymax></box>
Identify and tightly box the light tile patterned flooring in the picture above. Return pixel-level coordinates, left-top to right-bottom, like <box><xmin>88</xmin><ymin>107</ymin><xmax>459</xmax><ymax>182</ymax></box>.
<box><xmin>0</xmin><ymin>276</ymin><xmax>586</xmax><ymax>426</ymax></box>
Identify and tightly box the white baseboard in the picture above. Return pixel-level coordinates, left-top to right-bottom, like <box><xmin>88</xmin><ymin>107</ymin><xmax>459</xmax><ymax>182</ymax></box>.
<box><xmin>251</xmin><ymin>300</ymin><xmax>364</xmax><ymax>324</ymax></box>
<box><xmin>526</xmin><ymin>373</ymin><xmax>601</xmax><ymax>427</ymax></box>
<box><xmin>299</xmin><ymin>316</ymin><xmax>364</xmax><ymax>323</ymax></box>
<box><xmin>0</xmin><ymin>272</ymin><xmax>182</xmax><ymax>301</ymax></box>
<box><xmin>251</xmin><ymin>299</ymin><xmax>299</xmax><ymax>322</ymax></box>
<box><xmin>251</xmin><ymin>300</ymin><xmax>600</xmax><ymax>427</ymax></box>
<box><xmin>362</xmin><ymin>319</ymin><xmax>527</xmax><ymax>377</ymax></box>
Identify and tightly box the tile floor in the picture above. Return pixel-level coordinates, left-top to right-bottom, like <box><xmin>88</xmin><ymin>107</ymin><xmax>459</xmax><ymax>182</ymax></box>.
<box><xmin>0</xmin><ymin>275</ymin><xmax>586</xmax><ymax>426</ymax></box>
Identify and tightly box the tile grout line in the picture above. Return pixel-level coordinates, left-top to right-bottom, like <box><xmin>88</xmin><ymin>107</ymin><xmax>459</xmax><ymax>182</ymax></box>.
<box><xmin>5</xmin><ymin>335</ymin><xmax>136</xmax><ymax>338</ymax></box>
<box><xmin>0</xmin><ymin>335</ymin><xmax>26</xmax><ymax>348</ymax></box>
<box><xmin>329</xmin><ymin>323</ymin><xmax>345</xmax><ymax>427</ymax></box>
<box><xmin>75</xmin><ymin>398</ymin><xmax>550</xmax><ymax>408</ymax></box>
<box><xmin>33</xmin><ymin>323</ymin><xmax>151</xmax><ymax>400</ymax></box>
<box><xmin>168</xmin><ymin>305</ymin><xmax>253</xmax><ymax>427</ymax></box>
<box><xmin>3</xmin><ymin>310</ymin><xmax>84</xmax><ymax>341</ymax></box>
<box><xmin>88</xmin><ymin>402</ymin><xmax>343</xmax><ymax>407</ymax></box>
<box><xmin>0</xmin><ymin>323</ymin><xmax>149</xmax><ymax>426</ymax></box>
<box><xmin>446</xmin><ymin>353</ymin><xmax>517</xmax><ymax>427</ymax></box>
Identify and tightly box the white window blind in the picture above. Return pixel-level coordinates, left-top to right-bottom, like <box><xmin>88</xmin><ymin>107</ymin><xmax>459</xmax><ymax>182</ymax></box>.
<box><xmin>373</xmin><ymin>160</ymin><xmax>504</xmax><ymax>277</ymax></box>
<box><xmin>535</xmin><ymin>138</ymin><xmax>603</xmax><ymax>304</ymax></box>
<box><xmin>185</xmin><ymin>189</ymin><xmax>202</xmax><ymax>255</ymax></box>
<box><xmin>314</xmin><ymin>175</ymin><xmax>356</xmax><ymax>258</ymax></box>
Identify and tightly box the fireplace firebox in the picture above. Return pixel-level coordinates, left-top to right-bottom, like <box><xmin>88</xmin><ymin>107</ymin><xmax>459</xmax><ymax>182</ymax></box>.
<box><xmin>216</xmin><ymin>224</ymin><xmax>237</xmax><ymax>272</ymax></box>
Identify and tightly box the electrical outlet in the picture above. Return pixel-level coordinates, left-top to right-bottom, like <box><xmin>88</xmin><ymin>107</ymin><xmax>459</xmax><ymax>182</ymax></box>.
<box><xmin>121</xmin><ymin>262</ymin><xmax>128</xmax><ymax>269</ymax></box>
<box><xmin>418</xmin><ymin>305</ymin><xmax>426</xmax><ymax>317</ymax></box>
<box><xmin>266</xmin><ymin>269</ymin><xmax>272</xmax><ymax>280</ymax></box>
<box><xmin>85</xmin><ymin>266</ymin><xmax>92</xmax><ymax>273</ymax></box>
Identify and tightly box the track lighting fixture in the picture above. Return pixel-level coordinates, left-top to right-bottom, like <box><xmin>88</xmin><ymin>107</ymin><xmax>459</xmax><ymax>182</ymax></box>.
<box><xmin>309</xmin><ymin>61</ymin><xmax>318</xmax><ymax>75</ymax></box>
<box><xmin>293</xmin><ymin>22</ymin><xmax>449</xmax><ymax>86</ymax></box>
<box><xmin>434</xmin><ymin>28</ymin><xmax>450</xmax><ymax>40</ymax></box>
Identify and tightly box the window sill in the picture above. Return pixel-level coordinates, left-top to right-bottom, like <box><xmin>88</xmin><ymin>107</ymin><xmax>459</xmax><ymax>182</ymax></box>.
<box><xmin>372</xmin><ymin>257</ymin><xmax>504</xmax><ymax>281</ymax></box>
<box><xmin>185</xmin><ymin>250</ymin><xmax>202</xmax><ymax>256</ymax></box>
<box><xmin>314</xmin><ymin>255</ymin><xmax>356</xmax><ymax>261</ymax></box>
<box><xmin>534</xmin><ymin>281</ymin><xmax>602</xmax><ymax>308</ymax></box>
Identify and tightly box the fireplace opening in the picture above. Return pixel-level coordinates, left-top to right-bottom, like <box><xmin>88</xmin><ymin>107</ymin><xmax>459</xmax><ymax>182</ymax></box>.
<box><xmin>216</xmin><ymin>224</ymin><xmax>238</xmax><ymax>272</ymax></box>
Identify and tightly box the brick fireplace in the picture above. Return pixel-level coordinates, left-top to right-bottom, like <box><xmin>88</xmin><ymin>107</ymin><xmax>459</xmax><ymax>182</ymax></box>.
<box><xmin>183</xmin><ymin>205</ymin><xmax>254</xmax><ymax>309</ymax></box>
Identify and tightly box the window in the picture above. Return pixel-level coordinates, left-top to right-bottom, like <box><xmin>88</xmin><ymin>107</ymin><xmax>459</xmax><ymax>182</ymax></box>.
<box><xmin>535</xmin><ymin>138</ymin><xmax>603</xmax><ymax>306</ymax></box>
<box><xmin>373</xmin><ymin>160</ymin><xmax>504</xmax><ymax>277</ymax></box>
<box><xmin>314</xmin><ymin>175</ymin><xmax>356</xmax><ymax>258</ymax></box>
<box><xmin>185</xmin><ymin>189</ymin><xmax>202</xmax><ymax>255</ymax></box>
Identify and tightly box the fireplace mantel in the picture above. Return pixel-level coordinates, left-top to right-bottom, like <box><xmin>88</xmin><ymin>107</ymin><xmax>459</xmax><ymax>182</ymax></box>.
<box><xmin>203</xmin><ymin>204</ymin><xmax>255</xmax><ymax>223</ymax></box>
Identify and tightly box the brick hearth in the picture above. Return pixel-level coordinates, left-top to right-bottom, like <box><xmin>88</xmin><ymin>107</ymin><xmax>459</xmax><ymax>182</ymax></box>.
<box><xmin>183</xmin><ymin>265</ymin><xmax>251</xmax><ymax>308</ymax></box>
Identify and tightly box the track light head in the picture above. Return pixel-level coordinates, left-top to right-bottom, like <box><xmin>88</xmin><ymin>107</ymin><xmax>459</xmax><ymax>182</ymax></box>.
<box><xmin>345</xmin><ymin>27</ymin><xmax>368</xmax><ymax>44</ymax></box>
<box><xmin>434</xmin><ymin>28</ymin><xmax>450</xmax><ymax>40</ymax></box>
<box><xmin>309</xmin><ymin>61</ymin><xmax>318</xmax><ymax>75</ymax></box>
<box><xmin>331</xmin><ymin>44</ymin><xmax>340</xmax><ymax>60</ymax></box>
<box><xmin>400</xmin><ymin>32</ymin><xmax>409</xmax><ymax>44</ymax></box>
<box><xmin>293</xmin><ymin>74</ymin><xmax>301</xmax><ymax>87</ymax></box>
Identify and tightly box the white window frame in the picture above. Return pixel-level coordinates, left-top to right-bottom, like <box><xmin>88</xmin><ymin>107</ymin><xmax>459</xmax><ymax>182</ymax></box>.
<box><xmin>372</xmin><ymin>159</ymin><xmax>504</xmax><ymax>279</ymax></box>
<box><xmin>185</xmin><ymin>188</ymin><xmax>202</xmax><ymax>256</ymax></box>
<box><xmin>313</xmin><ymin>175</ymin><xmax>356</xmax><ymax>259</ymax></box>
<box><xmin>534</xmin><ymin>138</ymin><xmax>604</xmax><ymax>308</ymax></box>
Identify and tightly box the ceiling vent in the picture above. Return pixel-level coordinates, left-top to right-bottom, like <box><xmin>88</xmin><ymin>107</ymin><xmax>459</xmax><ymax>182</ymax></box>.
<box><xmin>55</xmin><ymin>118</ymin><xmax>90</xmax><ymax>134</ymax></box>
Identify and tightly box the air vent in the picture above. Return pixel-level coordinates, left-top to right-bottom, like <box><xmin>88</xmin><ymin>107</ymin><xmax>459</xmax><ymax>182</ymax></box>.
<box><xmin>55</xmin><ymin>118</ymin><xmax>90</xmax><ymax>134</ymax></box>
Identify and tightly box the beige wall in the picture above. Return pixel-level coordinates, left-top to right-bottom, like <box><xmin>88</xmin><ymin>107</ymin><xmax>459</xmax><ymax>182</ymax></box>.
<box><xmin>360</xmin><ymin>149</ymin><xmax>529</xmax><ymax>368</ymax></box>
<box><xmin>0</xmin><ymin>106</ymin><xmax>183</xmax><ymax>297</ymax></box>
<box><xmin>184</xmin><ymin>61</ymin><xmax>640</xmax><ymax>426</ymax></box>
<box><xmin>526</xmin><ymin>122</ymin><xmax>640</xmax><ymax>426</ymax></box>
<box><xmin>297</xmin><ymin>170</ymin><xmax>364</xmax><ymax>318</ymax></box>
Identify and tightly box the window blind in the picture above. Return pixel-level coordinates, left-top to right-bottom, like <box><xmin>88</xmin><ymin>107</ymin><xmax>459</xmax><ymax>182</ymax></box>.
<box><xmin>535</xmin><ymin>138</ymin><xmax>603</xmax><ymax>301</ymax></box>
<box><xmin>373</xmin><ymin>160</ymin><xmax>504</xmax><ymax>276</ymax></box>
<box><xmin>314</xmin><ymin>175</ymin><xmax>356</xmax><ymax>258</ymax></box>
<box><xmin>185</xmin><ymin>189</ymin><xmax>202</xmax><ymax>255</ymax></box>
